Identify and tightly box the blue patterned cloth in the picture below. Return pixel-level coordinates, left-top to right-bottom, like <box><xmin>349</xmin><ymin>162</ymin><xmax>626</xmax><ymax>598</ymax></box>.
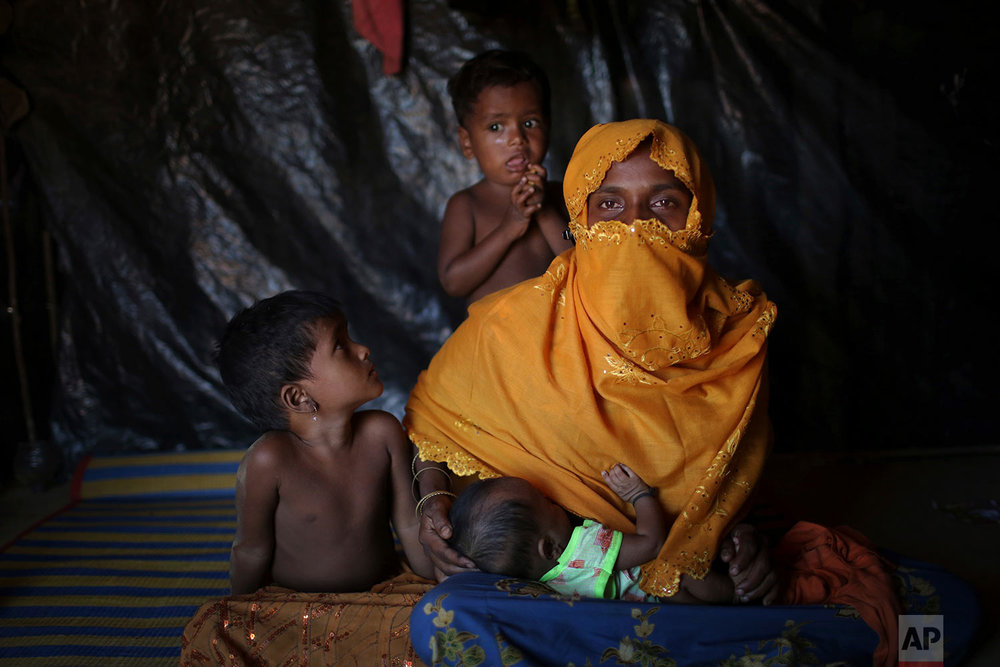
<box><xmin>410</xmin><ymin>556</ymin><xmax>980</xmax><ymax>666</ymax></box>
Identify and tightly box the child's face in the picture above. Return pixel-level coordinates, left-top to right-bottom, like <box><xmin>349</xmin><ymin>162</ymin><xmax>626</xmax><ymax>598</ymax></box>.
<box><xmin>457</xmin><ymin>82</ymin><xmax>549</xmax><ymax>187</ymax></box>
<box><xmin>586</xmin><ymin>144</ymin><xmax>692</xmax><ymax>231</ymax></box>
<box><xmin>301</xmin><ymin>313</ymin><xmax>383</xmax><ymax>411</ymax></box>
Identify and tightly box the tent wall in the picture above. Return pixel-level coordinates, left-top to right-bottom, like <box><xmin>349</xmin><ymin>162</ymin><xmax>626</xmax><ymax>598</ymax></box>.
<box><xmin>2</xmin><ymin>0</ymin><xmax>996</xmax><ymax>467</ymax></box>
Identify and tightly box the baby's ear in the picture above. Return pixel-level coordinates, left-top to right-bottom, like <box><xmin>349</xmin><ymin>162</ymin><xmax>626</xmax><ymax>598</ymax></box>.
<box><xmin>457</xmin><ymin>126</ymin><xmax>474</xmax><ymax>159</ymax></box>
<box><xmin>538</xmin><ymin>536</ymin><xmax>563</xmax><ymax>562</ymax></box>
<box><xmin>280</xmin><ymin>383</ymin><xmax>313</xmax><ymax>415</ymax></box>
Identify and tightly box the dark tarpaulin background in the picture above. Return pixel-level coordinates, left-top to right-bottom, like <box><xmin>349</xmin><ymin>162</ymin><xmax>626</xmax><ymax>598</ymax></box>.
<box><xmin>1</xmin><ymin>0</ymin><xmax>997</xmax><ymax>468</ymax></box>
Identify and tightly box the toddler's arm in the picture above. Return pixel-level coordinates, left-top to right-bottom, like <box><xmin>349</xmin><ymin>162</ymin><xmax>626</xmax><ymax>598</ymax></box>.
<box><xmin>602</xmin><ymin>463</ymin><xmax>668</xmax><ymax>571</ymax></box>
<box><xmin>384</xmin><ymin>416</ymin><xmax>435</xmax><ymax>579</ymax></box>
<box><xmin>230</xmin><ymin>441</ymin><xmax>280</xmax><ymax>595</ymax></box>
<box><xmin>438</xmin><ymin>188</ymin><xmax>531</xmax><ymax>299</ymax></box>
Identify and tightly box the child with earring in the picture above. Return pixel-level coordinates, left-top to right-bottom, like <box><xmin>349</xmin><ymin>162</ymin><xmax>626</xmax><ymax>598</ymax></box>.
<box><xmin>215</xmin><ymin>290</ymin><xmax>433</xmax><ymax>594</ymax></box>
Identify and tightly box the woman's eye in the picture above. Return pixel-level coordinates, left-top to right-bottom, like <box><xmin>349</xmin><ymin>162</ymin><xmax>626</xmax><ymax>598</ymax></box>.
<box><xmin>598</xmin><ymin>199</ymin><xmax>621</xmax><ymax>210</ymax></box>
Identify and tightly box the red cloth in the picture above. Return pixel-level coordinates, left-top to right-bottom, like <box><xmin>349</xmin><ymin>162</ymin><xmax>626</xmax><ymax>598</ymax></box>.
<box><xmin>352</xmin><ymin>0</ymin><xmax>404</xmax><ymax>75</ymax></box>
<box><xmin>775</xmin><ymin>521</ymin><xmax>901</xmax><ymax>667</ymax></box>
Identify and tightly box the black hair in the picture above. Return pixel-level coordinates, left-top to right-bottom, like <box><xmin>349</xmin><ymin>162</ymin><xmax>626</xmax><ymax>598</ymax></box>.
<box><xmin>447</xmin><ymin>478</ymin><xmax>540</xmax><ymax>578</ymax></box>
<box><xmin>215</xmin><ymin>290</ymin><xmax>342</xmax><ymax>432</ymax></box>
<box><xmin>447</xmin><ymin>49</ymin><xmax>551</xmax><ymax>128</ymax></box>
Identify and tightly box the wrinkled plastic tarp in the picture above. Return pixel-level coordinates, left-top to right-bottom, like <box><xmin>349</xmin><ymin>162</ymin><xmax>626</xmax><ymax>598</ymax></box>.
<box><xmin>5</xmin><ymin>0</ymin><xmax>997</xmax><ymax>463</ymax></box>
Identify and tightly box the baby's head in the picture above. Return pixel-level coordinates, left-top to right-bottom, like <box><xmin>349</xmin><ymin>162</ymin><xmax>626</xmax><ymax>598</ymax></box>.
<box><xmin>448</xmin><ymin>49</ymin><xmax>550</xmax><ymax>129</ymax></box>
<box><xmin>216</xmin><ymin>290</ymin><xmax>344</xmax><ymax>432</ymax></box>
<box><xmin>449</xmin><ymin>476</ymin><xmax>571</xmax><ymax>580</ymax></box>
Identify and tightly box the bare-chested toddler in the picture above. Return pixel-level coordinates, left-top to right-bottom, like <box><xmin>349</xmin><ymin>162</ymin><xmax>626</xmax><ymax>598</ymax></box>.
<box><xmin>438</xmin><ymin>49</ymin><xmax>573</xmax><ymax>304</ymax></box>
<box><xmin>216</xmin><ymin>290</ymin><xmax>433</xmax><ymax>594</ymax></box>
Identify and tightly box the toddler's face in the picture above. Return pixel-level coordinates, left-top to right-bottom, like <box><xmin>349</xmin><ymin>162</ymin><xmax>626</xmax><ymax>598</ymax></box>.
<box><xmin>458</xmin><ymin>82</ymin><xmax>549</xmax><ymax>186</ymax></box>
<box><xmin>301</xmin><ymin>314</ymin><xmax>383</xmax><ymax>412</ymax></box>
<box><xmin>586</xmin><ymin>144</ymin><xmax>692</xmax><ymax>231</ymax></box>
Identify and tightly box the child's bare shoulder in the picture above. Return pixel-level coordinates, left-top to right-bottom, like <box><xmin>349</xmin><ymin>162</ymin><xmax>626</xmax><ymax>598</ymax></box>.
<box><xmin>448</xmin><ymin>184</ymin><xmax>477</xmax><ymax>202</ymax></box>
<box><xmin>241</xmin><ymin>430</ymin><xmax>297</xmax><ymax>469</ymax></box>
<box><xmin>352</xmin><ymin>410</ymin><xmax>407</xmax><ymax>450</ymax></box>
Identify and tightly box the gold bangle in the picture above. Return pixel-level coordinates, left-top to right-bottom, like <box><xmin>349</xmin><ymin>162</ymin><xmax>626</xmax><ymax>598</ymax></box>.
<box><xmin>411</xmin><ymin>465</ymin><xmax>451</xmax><ymax>501</ymax></box>
<box><xmin>414</xmin><ymin>466</ymin><xmax>450</xmax><ymax>483</ymax></box>
<box><xmin>415</xmin><ymin>490</ymin><xmax>457</xmax><ymax>518</ymax></box>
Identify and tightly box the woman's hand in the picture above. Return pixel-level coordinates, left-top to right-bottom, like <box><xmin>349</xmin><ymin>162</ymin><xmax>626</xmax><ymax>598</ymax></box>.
<box><xmin>718</xmin><ymin>523</ymin><xmax>780</xmax><ymax>605</ymax></box>
<box><xmin>418</xmin><ymin>494</ymin><xmax>477</xmax><ymax>581</ymax></box>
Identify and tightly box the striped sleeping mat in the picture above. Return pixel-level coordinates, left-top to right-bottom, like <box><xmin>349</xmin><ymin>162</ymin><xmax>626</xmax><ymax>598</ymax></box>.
<box><xmin>0</xmin><ymin>450</ymin><xmax>244</xmax><ymax>666</ymax></box>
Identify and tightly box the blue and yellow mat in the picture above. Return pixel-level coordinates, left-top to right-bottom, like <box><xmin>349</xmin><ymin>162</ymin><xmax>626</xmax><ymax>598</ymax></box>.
<box><xmin>0</xmin><ymin>450</ymin><xmax>243</xmax><ymax>666</ymax></box>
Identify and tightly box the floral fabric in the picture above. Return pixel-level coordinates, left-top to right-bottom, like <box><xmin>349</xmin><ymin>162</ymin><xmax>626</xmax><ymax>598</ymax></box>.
<box><xmin>411</xmin><ymin>552</ymin><xmax>979</xmax><ymax>667</ymax></box>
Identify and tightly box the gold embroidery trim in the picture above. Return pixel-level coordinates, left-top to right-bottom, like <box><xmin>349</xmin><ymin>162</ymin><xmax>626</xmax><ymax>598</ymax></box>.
<box><xmin>752</xmin><ymin>303</ymin><xmax>777</xmax><ymax>338</ymax></box>
<box><xmin>409</xmin><ymin>433</ymin><xmax>500</xmax><ymax>479</ymax></box>
<box><xmin>619</xmin><ymin>314</ymin><xmax>710</xmax><ymax>370</ymax></box>
<box><xmin>603</xmin><ymin>353</ymin><xmax>655</xmax><ymax>385</ymax></box>
<box><xmin>569</xmin><ymin>219</ymin><xmax>708</xmax><ymax>256</ymax></box>
<box><xmin>533</xmin><ymin>262</ymin><xmax>567</xmax><ymax>302</ymax></box>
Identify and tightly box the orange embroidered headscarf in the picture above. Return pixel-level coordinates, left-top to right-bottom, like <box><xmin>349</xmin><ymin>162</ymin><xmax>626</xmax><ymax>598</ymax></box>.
<box><xmin>405</xmin><ymin>119</ymin><xmax>777</xmax><ymax>596</ymax></box>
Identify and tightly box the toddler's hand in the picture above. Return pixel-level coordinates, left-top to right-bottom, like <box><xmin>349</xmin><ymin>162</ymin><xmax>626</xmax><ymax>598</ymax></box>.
<box><xmin>510</xmin><ymin>163</ymin><xmax>546</xmax><ymax>221</ymax></box>
<box><xmin>601</xmin><ymin>463</ymin><xmax>650</xmax><ymax>504</ymax></box>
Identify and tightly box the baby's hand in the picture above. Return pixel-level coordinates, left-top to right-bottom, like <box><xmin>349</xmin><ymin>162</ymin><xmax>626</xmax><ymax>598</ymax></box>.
<box><xmin>601</xmin><ymin>463</ymin><xmax>650</xmax><ymax>504</ymax></box>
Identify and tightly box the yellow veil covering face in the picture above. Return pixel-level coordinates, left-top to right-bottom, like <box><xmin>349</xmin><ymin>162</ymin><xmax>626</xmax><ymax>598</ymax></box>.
<box><xmin>405</xmin><ymin>119</ymin><xmax>777</xmax><ymax>596</ymax></box>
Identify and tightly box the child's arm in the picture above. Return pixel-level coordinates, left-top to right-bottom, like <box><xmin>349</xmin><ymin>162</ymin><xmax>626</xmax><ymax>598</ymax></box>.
<box><xmin>602</xmin><ymin>463</ymin><xmax>668</xmax><ymax>570</ymax></box>
<box><xmin>383</xmin><ymin>415</ymin><xmax>435</xmax><ymax>579</ymax></box>
<box><xmin>535</xmin><ymin>179</ymin><xmax>574</xmax><ymax>256</ymax></box>
<box><xmin>679</xmin><ymin>571</ymin><xmax>737</xmax><ymax>604</ymax></box>
<box><xmin>438</xmin><ymin>189</ymin><xmax>534</xmax><ymax>298</ymax></box>
<box><xmin>230</xmin><ymin>440</ymin><xmax>280</xmax><ymax>595</ymax></box>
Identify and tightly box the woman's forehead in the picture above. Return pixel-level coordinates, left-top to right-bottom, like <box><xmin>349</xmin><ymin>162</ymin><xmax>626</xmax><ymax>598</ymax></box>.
<box><xmin>595</xmin><ymin>145</ymin><xmax>684</xmax><ymax>190</ymax></box>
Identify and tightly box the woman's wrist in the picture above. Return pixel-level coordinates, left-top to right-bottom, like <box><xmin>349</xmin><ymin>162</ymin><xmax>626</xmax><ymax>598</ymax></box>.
<box><xmin>415</xmin><ymin>490</ymin><xmax>456</xmax><ymax>518</ymax></box>
<box><xmin>412</xmin><ymin>456</ymin><xmax>452</xmax><ymax>499</ymax></box>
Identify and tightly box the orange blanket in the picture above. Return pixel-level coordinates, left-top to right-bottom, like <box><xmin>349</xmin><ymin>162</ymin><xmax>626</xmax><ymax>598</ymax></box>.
<box><xmin>776</xmin><ymin>522</ymin><xmax>902</xmax><ymax>667</ymax></box>
<box><xmin>180</xmin><ymin>572</ymin><xmax>435</xmax><ymax>666</ymax></box>
<box><xmin>406</xmin><ymin>120</ymin><xmax>776</xmax><ymax>597</ymax></box>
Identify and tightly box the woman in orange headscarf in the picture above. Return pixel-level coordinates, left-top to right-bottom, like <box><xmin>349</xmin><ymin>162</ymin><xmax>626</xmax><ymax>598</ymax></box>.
<box><xmin>405</xmin><ymin>119</ymin><xmax>778</xmax><ymax>600</ymax></box>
